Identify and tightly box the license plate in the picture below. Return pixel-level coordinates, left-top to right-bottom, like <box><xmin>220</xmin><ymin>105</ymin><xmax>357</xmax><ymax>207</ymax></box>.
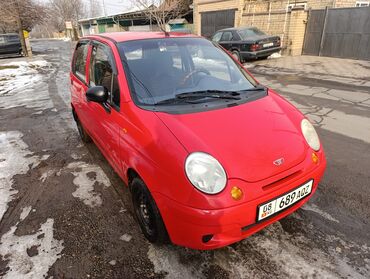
<box><xmin>263</xmin><ymin>42</ymin><xmax>274</xmax><ymax>48</ymax></box>
<box><xmin>257</xmin><ymin>180</ymin><xmax>313</xmax><ymax>221</ymax></box>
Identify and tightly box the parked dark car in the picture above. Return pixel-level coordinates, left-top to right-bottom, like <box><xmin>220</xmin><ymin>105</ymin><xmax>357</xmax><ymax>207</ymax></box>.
<box><xmin>211</xmin><ymin>27</ymin><xmax>281</xmax><ymax>62</ymax></box>
<box><xmin>0</xmin><ymin>33</ymin><xmax>22</xmax><ymax>56</ymax></box>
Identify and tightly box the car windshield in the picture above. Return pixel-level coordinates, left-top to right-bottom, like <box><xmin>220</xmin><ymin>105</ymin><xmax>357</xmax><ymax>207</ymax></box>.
<box><xmin>238</xmin><ymin>28</ymin><xmax>266</xmax><ymax>40</ymax></box>
<box><xmin>118</xmin><ymin>38</ymin><xmax>257</xmax><ymax>106</ymax></box>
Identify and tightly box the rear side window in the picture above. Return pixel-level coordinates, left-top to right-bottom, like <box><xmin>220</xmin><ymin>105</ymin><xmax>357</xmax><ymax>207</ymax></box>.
<box><xmin>73</xmin><ymin>42</ymin><xmax>89</xmax><ymax>82</ymax></box>
<box><xmin>221</xmin><ymin>31</ymin><xmax>233</xmax><ymax>41</ymax></box>
<box><xmin>89</xmin><ymin>43</ymin><xmax>120</xmax><ymax>109</ymax></box>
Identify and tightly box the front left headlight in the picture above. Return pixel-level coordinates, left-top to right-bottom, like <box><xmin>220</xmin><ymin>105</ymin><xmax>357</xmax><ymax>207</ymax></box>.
<box><xmin>301</xmin><ymin>119</ymin><xmax>320</xmax><ymax>151</ymax></box>
<box><xmin>185</xmin><ymin>152</ymin><xmax>227</xmax><ymax>194</ymax></box>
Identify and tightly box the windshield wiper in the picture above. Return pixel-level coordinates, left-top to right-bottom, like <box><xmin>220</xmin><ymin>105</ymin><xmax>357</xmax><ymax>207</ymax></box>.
<box><xmin>154</xmin><ymin>86</ymin><xmax>265</xmax><ymax>105</ymax></box>
<box><xmin>176</xmin><ymin>90</ymin><xmax>241</xmax><ymax>100</ymax></box>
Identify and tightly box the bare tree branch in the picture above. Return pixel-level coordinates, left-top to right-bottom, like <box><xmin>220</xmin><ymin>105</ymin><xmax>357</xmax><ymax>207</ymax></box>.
<box><xmin>131</xmin><ymin>0</ymin><xmax>191</xmax><ymax>32</ymax></box>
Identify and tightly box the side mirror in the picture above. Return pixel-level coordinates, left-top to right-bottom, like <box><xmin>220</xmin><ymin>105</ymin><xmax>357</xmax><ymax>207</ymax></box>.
<box><xmin>86</xmin><ymin>86</ymin><xmax>108</xmax><ymax>103</ymax></box>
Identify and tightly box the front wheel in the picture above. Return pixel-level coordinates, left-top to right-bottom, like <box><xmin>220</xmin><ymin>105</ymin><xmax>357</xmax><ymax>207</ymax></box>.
<box><xmin>75</xmin><ymin>117</ymin><xmax>91</xmax><ymax>143</ymax></box>
<box><xmin>131</xmin><ymin>177</ymin><xmax>169</xmax><ymax>244</ymax></box>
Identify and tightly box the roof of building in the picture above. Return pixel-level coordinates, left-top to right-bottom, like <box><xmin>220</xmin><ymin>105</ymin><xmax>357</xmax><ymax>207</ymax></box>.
<box><xmin>83</xmin><ymin>31</ymin><xmax>198</xmax><ymax>42</ymax></box>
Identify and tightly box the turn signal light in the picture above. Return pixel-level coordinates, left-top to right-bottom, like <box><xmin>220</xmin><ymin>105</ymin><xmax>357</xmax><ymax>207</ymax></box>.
<box><xmin>312</xmin><ymin>152</ymin><xmax>319</xmax><ymax>164</ymax></box>
<box><xmin>231</xmin><ymin>186</ymin><xmax>243</xmax><ymax>201</ymax></box>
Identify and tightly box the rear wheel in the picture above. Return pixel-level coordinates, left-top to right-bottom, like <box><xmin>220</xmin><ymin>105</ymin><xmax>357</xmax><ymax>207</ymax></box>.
<box><xmin>76</xmin><ymin>117</ymin><xmax>91</xmax><ymax>143</ymax></box>
<box><xmin>231</xmin><ymin>50</ymin><xmax>241</xmax><ymax>63</ymax></box>
<box><xmin>131</xmin><ymin>177</ymin><xmax>169</xmax><ymax>244</ymax></box>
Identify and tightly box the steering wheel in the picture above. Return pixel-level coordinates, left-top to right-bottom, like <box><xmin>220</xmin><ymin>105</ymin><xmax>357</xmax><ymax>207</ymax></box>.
<box><xmin>181</xmin><ymin>69</ymin><xmax>211</xmax><ymax>85</ymax></box>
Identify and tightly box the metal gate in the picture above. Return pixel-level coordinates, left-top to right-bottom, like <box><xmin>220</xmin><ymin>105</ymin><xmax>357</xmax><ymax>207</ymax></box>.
<box><xmin>200</xmin><ymin>9</ymin><xmax>236</xmax><ymax>38</ymax></box>
<box><xmin>303</xmin><ymin>7</ymin><xmax>370</xmax><ymax>60</ymax></box>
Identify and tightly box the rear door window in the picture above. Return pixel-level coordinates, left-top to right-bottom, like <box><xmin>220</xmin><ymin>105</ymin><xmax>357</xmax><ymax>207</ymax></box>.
<box><xmin>73</xmin><ymin>42</ymin><xmax>89</xmax><ymax>82</ymax></box>
<box><xmin>89</xmin><ymin>42</ymin><xmax>120</xmax><ymax>109</ymax></box>
<box><xmin>220</xmin><ymin>31</ymin><xmax>233</xmax><ymax>42</ymax></box>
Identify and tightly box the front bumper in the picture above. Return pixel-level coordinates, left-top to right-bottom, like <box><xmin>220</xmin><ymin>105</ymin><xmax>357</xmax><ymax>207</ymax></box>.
<box><xmin>240</xmin><ymin>46</ymin><xmax>281</xmax><ymax>59</ymax></box>
<box><xmin>153</xmin><ymin>152</ymin><xmax>326</xmax><ymax>250</ymax></box>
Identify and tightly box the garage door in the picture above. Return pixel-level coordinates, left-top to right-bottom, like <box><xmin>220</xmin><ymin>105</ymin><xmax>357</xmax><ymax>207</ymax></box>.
<box><xmin>303</xmin><ymin>7</ymin><xmax>370</xmax><ymax>60</ymax></box>
<box><xmin>201</xmin><ymin>9</ymin><xmax>236</xmax><ymax>38</ymax></box>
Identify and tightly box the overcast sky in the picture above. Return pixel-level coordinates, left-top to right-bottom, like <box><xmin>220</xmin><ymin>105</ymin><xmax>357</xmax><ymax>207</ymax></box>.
<box><xmin>94</xmin><ymin>0</ymin><xmax>133</xmax><ymax>15</ymax></box>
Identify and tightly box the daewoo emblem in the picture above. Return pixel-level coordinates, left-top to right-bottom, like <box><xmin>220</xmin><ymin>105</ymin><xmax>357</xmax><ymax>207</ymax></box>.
<box><xmin>273</xmin><ymin>158</ymin><xmax>285</xmax><ymax>166</ymax></box>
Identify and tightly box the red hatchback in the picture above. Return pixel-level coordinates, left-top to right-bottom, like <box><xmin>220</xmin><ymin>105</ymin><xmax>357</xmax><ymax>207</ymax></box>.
<box><xmin>70</xmin><ymin>32</ymin><xmax>326</xmax><ymax>250</ymax></box>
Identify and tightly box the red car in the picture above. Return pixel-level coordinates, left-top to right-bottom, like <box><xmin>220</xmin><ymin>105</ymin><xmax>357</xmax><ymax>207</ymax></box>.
<box><xmin>70</xmin><ymin>32</ymin><xmax>326</xmax><ymax>250</ymax></box>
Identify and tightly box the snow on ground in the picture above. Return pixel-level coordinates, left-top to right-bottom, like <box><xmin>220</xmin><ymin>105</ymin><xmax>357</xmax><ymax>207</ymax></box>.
<box><xmin>302</xmin><ymin>203</ymin><xmax>339</xmax><ymax>223</ymax></box>
<box><xmin>148</xmin><ymin>245</ymin><xmax>205</xmax><ymax>279</ymax></box>
<box><xmin>0</xmin><ymin>131</ymin><xmax>47</xmax><ymax>222</ymax></box>
<box><xmin>0</xmin><ymin>211</ymin><xmax>63</xmax><ymax>279</ymax></box>
<box><xmin>0</xmin><ymin>59</ymin><xmax>53</xmax><ymax>113</ymax></box>
<box><xmin>66</xmin><ymin>161</ymin><xmax>111</xmax><ymax>207</ymax></box>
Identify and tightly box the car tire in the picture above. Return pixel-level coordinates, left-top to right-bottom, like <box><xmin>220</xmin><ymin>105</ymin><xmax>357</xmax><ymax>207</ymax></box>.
<box><xmin>76</xmin><ymin>118</ymin><xmax>92</xmax><ymax>143</ymax></box>
<box><xmin>231</xmin><ymin>50</ymin><xmax>241</xmax><ymax>63</ymax></box>
<box><xmin>131</xmin><ymin>177</ymin><xmax>169</xmax><ymax>244</ymax></box>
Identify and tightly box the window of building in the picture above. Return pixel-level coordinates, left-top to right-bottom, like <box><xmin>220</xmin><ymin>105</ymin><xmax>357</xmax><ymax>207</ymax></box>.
<box><xmin>356</xmin><ymin>1</ymin><xmax>370</xmax><ymax>7</ymax></box>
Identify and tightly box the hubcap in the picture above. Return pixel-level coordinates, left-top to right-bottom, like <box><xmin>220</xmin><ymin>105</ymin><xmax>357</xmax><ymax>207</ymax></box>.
<box><xmin>136</xmin><ymin>192</ymin><xmax>154</xmax><ymax>236</ymax></box>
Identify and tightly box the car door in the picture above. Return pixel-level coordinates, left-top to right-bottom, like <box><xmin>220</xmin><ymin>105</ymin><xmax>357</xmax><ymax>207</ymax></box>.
<box><xmin>87</xmin><ymin>41</ymin><xmax>122</xmax><ymax>172</ymax></box>
<box><xmin>0</xmin><ymin>35</ymin><xmax>6</xmax><ymax>54</ymax></box>
<box><xmin>7</xmin><ymin>35</ymin><xmax>20</xmax><ymax>54</ymax></box>
<box><xmin>219</xmin><ymin>31</ymin><xmax>234</xmax><ymax>50</ymax></box>
<box><xmin>71</xmin><ymin>40</ymin><xmax>90</xmax><ymax>129</ymax></box>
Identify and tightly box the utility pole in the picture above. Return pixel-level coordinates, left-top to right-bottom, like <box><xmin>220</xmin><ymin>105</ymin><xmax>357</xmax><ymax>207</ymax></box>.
<box><xmin>102</xmin><ymin>0</ymin><xmax>107</xmax><ymax>16</ymax></box>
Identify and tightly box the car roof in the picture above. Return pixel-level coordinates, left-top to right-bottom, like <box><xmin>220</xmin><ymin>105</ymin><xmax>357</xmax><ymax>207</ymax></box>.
<box><xmin>217</xmin><ymin>27</ymin><xmax>255</xmax><ymax>32</ymax></box>
<box><xmin>83</xmin><ymin>32</ymin><xmax>199</xmax><ymax>43</ymax></box>
<box><xmin>0</xmin><ymin>33</ymin><xmax>19</xmax><ymax>36</ymax></box>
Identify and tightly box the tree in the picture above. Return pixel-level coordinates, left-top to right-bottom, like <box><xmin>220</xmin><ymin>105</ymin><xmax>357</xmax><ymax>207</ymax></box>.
<box><xmin>131</xmin><ymin>0</ymin><xmax>192</xmax><ymax>32</ymax></box>
<box><xmin>0</xmin><ymin>0</ymin><xmax>46</xmax><ymax>32</ymax></box>
<box><xmin>48</xmin><ymin>0</ymin><xmax>85</xmax><ymax>33</ymax></box>
<box><xmin>0</xmin><ymin>0</ymin><xmax>46</xmax><ymax>56</ymax></box>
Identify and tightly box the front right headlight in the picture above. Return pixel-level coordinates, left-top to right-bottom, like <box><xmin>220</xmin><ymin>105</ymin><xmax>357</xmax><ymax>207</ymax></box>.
<box><xmin>301</xmin><ymin>119</ymin><xmax>320</xmax><ymax>151</ymax></box>
<box><xmin>185</xmin><ymin>152</ymin><xmax>227</xmax><ymax>194</ymax></box>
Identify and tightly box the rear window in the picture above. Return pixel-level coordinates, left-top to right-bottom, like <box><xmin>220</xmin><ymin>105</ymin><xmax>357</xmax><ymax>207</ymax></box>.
<box><xmin>238</xmin><ymin>28</ymin><xmax>266</xmax><ymax>40</ymax></box>
<box><xmin>73</xmin><ymin>42</ymin><xmax>89</xmax><ymax>82</ymax></box>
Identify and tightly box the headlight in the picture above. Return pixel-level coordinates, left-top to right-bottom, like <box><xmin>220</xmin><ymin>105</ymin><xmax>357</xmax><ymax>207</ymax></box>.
<box><xmin>301</xmin><ymin>119</ymin><xmax>320</xmax><ymax>151</ymax></box>
<box><xmin>185</xmin><ymin>152</ymin><xmax>227</xmax><ymax>194</ymax></box>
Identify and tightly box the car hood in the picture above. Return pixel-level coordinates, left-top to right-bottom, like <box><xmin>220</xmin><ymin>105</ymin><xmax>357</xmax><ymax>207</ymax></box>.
<box><xmin>155</xmin><ymin>92</ymin><xmax>307</xmax><ymax>182</ymax></box>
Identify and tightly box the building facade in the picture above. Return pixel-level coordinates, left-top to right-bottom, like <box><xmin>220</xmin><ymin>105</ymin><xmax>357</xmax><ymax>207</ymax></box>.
<box><xmin>193</xmin><ymin>0</ymin><xmax>369</xmax><ymax>55</ymax></box>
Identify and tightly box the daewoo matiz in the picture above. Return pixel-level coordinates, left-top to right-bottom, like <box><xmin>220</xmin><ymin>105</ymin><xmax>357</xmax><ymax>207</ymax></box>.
<box><xmin>70</xmin><ymin>32</ymin><xmax>326</xmax><ymax>250</ymax></box>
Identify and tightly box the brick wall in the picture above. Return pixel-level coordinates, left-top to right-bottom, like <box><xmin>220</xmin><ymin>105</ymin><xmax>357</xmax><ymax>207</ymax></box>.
<box><xmin>334</xmin><ymin>0</ymin><xmax>359</xmax><ymax>7</ymax></box>
<box><xmin>193</xmin><ymin>0</ymin><xmax>360</xmax><ymax>56</ymax></box>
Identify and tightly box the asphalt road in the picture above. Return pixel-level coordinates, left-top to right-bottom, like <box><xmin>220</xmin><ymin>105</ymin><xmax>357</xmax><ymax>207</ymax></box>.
<box><xmin>0</xmin><ymin>40</ymin><xmax>369</xmax><ymax>279</ymax></box>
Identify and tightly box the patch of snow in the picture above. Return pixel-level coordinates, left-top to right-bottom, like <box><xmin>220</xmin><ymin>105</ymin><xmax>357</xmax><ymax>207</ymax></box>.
<box><xmin>268</xmin><ymin>52</ymin><xmax>282</xmax><ymax>59</ymax></box>
<box><xmin>39</xmin><ymin>169</ymin><xmax>54</xmax><ymax>183</ymax></box>
<box><xmin>0</xmin><ymin>131</ymin><xmax>45</xmax><ymax>221</ymax></box>
<box><xmin>148</xmin><ymin>245</ymin><xmax>204</xmax><ymax>278</ymax></box>
<box><xmin>0</xmin><ymin>218</ymin><xmax>64</xmax><ymax>279</ymax></box>
<box><xmin>302</xmin><ymin>203</ymin><xmax>339</xmax><ymax>223</ymax></box>
<box><xmin>0</xmin><ymin>59</ymin><xmax>53</xmax><ymax>113</ymax></box>
<box><xmin>119</xmin><ymin>234</ymin><xmax>132</xmax><ymax>242</ymax></box>
<box><xmin>20</xmin><ymin>206</ymin><xmax>32</xmax><ymax>221</ymax></box>
<box><xmin>66</xmin><ymin>161</ymin><xmax>111</xmax><ymax>207</ymax></box>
